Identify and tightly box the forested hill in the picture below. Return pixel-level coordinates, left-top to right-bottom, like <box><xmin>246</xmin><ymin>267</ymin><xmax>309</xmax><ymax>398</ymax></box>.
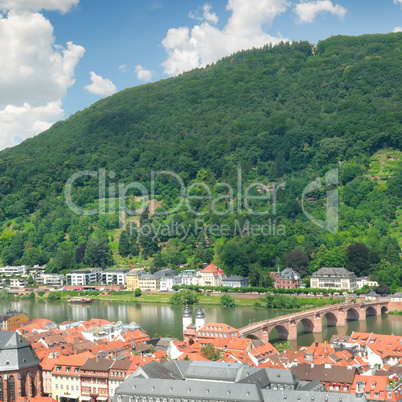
<box><xmin>0</xmin><ymin>32</ymin><xmax>401</xmax><ymax>289</ymax></box>
<box><xmin>1</xmin><ymin>33</ymin><xmax>401</xmax><ymax>187</ymax></box>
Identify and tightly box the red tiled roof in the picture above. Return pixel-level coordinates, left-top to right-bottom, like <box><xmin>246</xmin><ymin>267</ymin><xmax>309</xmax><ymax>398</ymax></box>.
<box><xmin>200</xmin><ymin>264</ymin><xmax>225</xmax><ymax>276</ymax></box>
<box><xmin>249</xmin><ymin>342</ymin><xmax>278</xmax><ymax>360</ymax></box>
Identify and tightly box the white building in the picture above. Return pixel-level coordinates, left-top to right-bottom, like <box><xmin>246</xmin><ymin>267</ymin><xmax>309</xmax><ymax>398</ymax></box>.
<box><xmin>9</xmin><ymin>278</ymin><xmax>26</xmax><ymax>288</ymax></box>
<box><xmin>35</xmin><ymin>273</ymin><xmax>64</xmax><ymax>288</ymax></box>
<box><xmin>0</xmin><ymin>266</ymin><xmax>28</xmax><ymax>275</ymax></box>
<box><xmin>365</xmin><ymin>290</ymin><xmax>379</xmax><ymax>301</ymax></box>
<box><xmin>357</xmin><ymin>277</ymin><xmax>378</xmax><ymax>289</ymax></box>
<box><xmin>310</xmin><ymin>267</ymin><xmax>357</xmax><ymax>291</ymax></box>
<box><xmin>222</xmin><ymin>275</ymin><xmax>249</xmax><ymax>288</ymax></box>
<box><xmin>391</xmin><ymin>292</ymin><xmax>402</xmax><ymax>302</ymax></box>
<box><xmin>101</xmin><ymin>268</ymin><xmax>130</xmax><ymax>285</ymax></box>
<box><xmin>198</xmin><ymin>264</ymin><xmax>226</xmax><ymax>287</ymax></box>
<box><xmin>66</xmin><ymin>268</ymin><xmax>102</xmax><ymax>286</ymax></box>
<box><xmin>153</xmin><ymin>268</ymin><xmax>178</xmax><ymax>291</ymax></box>
<box><xmin>177</xmin><ymin>270</ymin><xmax>199</xmax><ymax>286</ymax></box>
<box><xmin>160</xmin><ymin>275</ymin><xmax>180</xmax><ymax>291</ymax></box>
<box><xmin>138</xmin><ymin>274</ymin><xmax>160</xmax><ymax>291</ymax></box>
<box><xmin>109</xmin><ymin>360</ymin><xmax>131</xmax><ymax>398</ymax></box>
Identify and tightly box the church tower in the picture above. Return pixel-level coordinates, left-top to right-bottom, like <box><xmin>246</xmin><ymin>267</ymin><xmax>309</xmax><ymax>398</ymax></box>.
<box><xmin>195</xmin><ymin>304</ymin><xmax>205</xmax><ymax>331</ymax></box>
<box><xmin>182</xmin><ymin>303</ymin><xmax>192</xmax><ymax>333</ymax></box>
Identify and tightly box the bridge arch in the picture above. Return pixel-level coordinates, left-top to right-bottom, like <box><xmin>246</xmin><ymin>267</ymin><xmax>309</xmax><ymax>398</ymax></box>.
<box><xmin>239</xmin><ymin>301</ymin><xmax>390</xmax><ymax>341</ymax></box>
<box><xmin>298</xmin><ymin>318</ymin><xmax>314</xmax><ymax>333</ymax></box>
<box><xmin>269</xmin><ymin>325</ymin><xmax>289</xmax><ymax>341</ymax></box>
<box><xmin>323</xmin><ymin>312</ymin><xmax>337</xmax><ymax>327</ymax></box>
<box><xmin>245</xmin><ymin>334</ymin><xmax>261</xmax><ymax>341</ymax></box>
<box><xmin>346</xmin><ymin>308</ymin><xmax>359</xmax><ymax>321</ymax></box>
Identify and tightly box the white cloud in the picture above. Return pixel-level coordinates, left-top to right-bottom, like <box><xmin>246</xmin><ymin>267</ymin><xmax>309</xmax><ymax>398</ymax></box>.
<box><xmin>0</xmin><ymin>100</ymin><xmax>63</xmax><ymax>149</ymax></box>
<box><xmin>148</xmin><ymin>0</ymin><xmax>163</xmax><ymax>11</ymax></box>
<box><xmin>162</xmin><ymin>0</ymin><xmax>290</xmax><ymax>76</ymax></box>
<box><xmin>189</xmin><ymin>4</ymin><xmax>219</xmax><ymax>24</ymax></box>
<box><xmin>394</xmin><ymin>0</ymin><xmax>402</xmax><ymax>7</ymax></box>
<box><xmin>294</xmin><ymin>0</ymin><xmax>346</xmax><ymax>23</ymax></box>
<box><xmin>85</xmin><ymin>71</ymin><xmax>117</xmax><ymax>96</ymax></box>
<box><xmin>0</xmin><ymin>12</ymin><xmax>85</xmax><ymax>106</ymax></box>
<box><xmin>0</xmin><ymin>11</ymin><xmax>84</xmax><ymax>150</ymax></box>
<box><xmin>0</xmin><ymin>0</ymin><xmax>79</xmax><ymax>13</ymax></box>
<box><xmin>393</xmin><ymin>26</ymin><xmax>402</xmax><ymax>32</ymax></box>
<box><xmin>119</xmin><ymin>64</ymin><xmax>128</xmax><ymax>72</ymax></box>
<box><xmin>135</xmin><ymin>65</ymin><xmax>153</xmax><ymax>82</ymax></box>
<box><xmin>202</xmin><ymin>4</ymin><xmax>219</xmax><ymax>24</ymax></box>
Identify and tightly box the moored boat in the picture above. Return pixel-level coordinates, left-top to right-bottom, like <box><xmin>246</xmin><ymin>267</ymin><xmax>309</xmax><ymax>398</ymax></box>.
<box><xmin>68</xmin><ymin>297</ymin><xmax>94</xmax><ymax>304</ymax></box>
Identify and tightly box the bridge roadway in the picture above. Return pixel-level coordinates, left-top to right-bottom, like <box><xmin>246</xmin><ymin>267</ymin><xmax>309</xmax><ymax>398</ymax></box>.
<box><xmin>239</xmin><ymin>300</ymin><xmax>391</xmax><ymax>342</ymax></box>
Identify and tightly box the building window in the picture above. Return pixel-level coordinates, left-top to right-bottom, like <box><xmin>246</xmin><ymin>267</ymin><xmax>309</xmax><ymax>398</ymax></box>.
<box><xmin>0</xmin><ymin>377</ymin><xmax>4</xmax><ymax>402</ymax></box>
<box><xmin>8</xmin><ymin>376</ymin><xmax>15</xmax><ymax>402</ymax></box>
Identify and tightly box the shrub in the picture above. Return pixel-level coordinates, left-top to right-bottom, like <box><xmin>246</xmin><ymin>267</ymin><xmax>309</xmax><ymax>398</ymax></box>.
<box><xmin>220</xmin><ymin>294</ymin><xmax>236</xmax><ymax>308</ymax></box>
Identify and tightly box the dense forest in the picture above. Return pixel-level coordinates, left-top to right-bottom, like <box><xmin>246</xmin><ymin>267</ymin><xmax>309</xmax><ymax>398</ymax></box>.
<box><xmin>0</xmin><ymin>33</ymin><xmax>401</xmax><ymax>290</ymax></box>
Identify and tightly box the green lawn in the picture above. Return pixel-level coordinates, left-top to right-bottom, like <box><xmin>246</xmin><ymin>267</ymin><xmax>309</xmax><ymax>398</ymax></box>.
<box><xmin>91</xmin><ymin>291</ymin><xmax>264</xmax><ymax>307</ymax></box>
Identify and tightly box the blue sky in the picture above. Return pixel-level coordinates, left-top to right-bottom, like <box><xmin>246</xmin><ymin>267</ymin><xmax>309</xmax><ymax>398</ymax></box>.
<box><xmin>0</xmin><ymin>0</ymin><xmax>401</xmax><ymax>150</ymax></box>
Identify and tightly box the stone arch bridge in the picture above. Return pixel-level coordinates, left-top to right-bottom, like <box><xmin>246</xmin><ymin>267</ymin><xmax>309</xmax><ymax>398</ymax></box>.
<box><xmin>240</xmin><ymin>300</ymin><xmax>390</xmax><ymax>342</ymax></box>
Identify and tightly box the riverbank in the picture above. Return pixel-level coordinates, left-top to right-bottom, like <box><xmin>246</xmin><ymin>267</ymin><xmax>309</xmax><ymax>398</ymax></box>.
<box><xmin>44</xmin><ymin>291</ymin><xmax>263</xmax><ymax>307</ymax></box>
<box><xmin>12</xmin><ymin>290</ymin><xmax>345</xmax><ymax>309</ymax></box>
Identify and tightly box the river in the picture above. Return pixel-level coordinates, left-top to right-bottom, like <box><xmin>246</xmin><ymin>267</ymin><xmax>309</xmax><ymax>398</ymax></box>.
<box><xmin>2</xmin><ymin>299</ymin><xmax>402</xmax><ymax>348</ymax></box>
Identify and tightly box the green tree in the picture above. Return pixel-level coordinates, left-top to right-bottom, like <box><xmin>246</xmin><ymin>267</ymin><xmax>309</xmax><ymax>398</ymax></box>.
<box><xmin>118</xmin><ymin>231</ymin><xmax>130</xmax><ymax>257</ymax></box>
<box><xmin>386</xmin><ymin>243</ymin><xmax>400</xmax><ymax>264</ymax></box>
<box><xmin>48</xmin><ymin>291</ymin><xmax>61</xmax><ymax>300</ymax></box>
<box><xmin>84</xmin><ymin>236</ymin><xmax>113</xmax><ymax>267</ymax></box>
<box><xmin>201</xmin><ymin>343</ymin><xmax>223</xmax><ymax>361</ymax></box>
<box><xmin>139</xmin><ymin>207</ymin><xmax>159</xmax><ymax>258</ymax></box>
<box><xmin>220</xmin><ymin>294</ymin><xmax>236</xmax><ymax>307</ymax></box>
<box><xmin>0</xmin><ymin>289</ymin><xmax>9</xmax><ymax>300</ymax></box>
<box><xmin>286</xmin><ymin>250</ymin><xmax>309</xmax><ymax>277</ymax></box>
<box><xmin>27</xmin><ymin>276</ymin><xmax>35</xmax><ymax>286</ymax></box>
<box><xmin>275</xmin><ymin>341</ymin><xmax>292</xmax><ymax>352</ymax></box>
<box><xmin>169</xmin><ymin>290</ymin><xmax>199</xmax><ymax>305</ymax></box>
<box><xmin>134</xmin><ymin>288</ymin><xmax>142</xmax><ymax>297</ymax></box>
<box><xmin>346</xmin><ymin>243</ymin><xmax>370</xmax><ymax>276</ymax></box>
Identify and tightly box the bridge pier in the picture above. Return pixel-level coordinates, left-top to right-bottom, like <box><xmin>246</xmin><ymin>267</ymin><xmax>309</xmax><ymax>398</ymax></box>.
<box><xmin>288</xmin><ymin>321</ymin><xmax>298</xmax><ymax>340</ymax></box>
<box><xmin>336</xmin><ymin>307</ymin><xmax>346</xmax><ymax>326</ymax></box>
<box><xmin>313</xmin><ymin>314</ymin><xmax>323</xmax><ymax>333</ymax></box>
<box><xmin>260</xmin><ymin>328</ymin><xmax>269</xmax><ymax>344</ymax></box>
<box><xmin>337</xmin><ymin>310</ymin><xmax>346</xmax><ymax>326</ymax></box>
<box><xmin>253</xmin><ymin>327</ymin><xmax>270</xmax><ymax>344</ymax></box>
<box><xmin>357</xmin><ymin>305</ymin><xmax>367</xmax><ymax>320</ymax></box>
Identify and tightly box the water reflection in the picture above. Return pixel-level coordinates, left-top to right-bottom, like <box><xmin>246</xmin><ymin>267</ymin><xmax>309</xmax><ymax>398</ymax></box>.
<box><xmin>1</xmin><ymin>299</ymin><xmax>401</xmax><ymax>347</ymax></box>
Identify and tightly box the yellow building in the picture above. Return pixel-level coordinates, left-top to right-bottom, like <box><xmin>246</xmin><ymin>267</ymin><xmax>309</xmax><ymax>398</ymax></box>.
<box><xmin>126</xmin><ymin>270</ymin><xmax>145</xmax><ymax>291</ymax></box>
<box><xmin>0</xmin><ymin>310</ymin><xmax>29</xmax><ymax>330</ymax></box>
